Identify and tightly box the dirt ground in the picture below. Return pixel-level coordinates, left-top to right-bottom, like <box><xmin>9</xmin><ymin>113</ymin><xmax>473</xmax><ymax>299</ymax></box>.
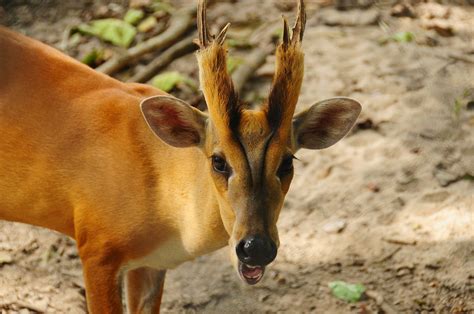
<box><xmin>1</xmin><ymin>0</ymin><xmax>473</xmax><ymax>313</ymax></box>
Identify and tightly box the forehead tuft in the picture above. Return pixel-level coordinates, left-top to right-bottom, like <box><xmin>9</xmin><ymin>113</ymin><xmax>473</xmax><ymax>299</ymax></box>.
<box><xmin>237</xmin><ymin>109</ymin><xmax>271</xmax><ymax>144</ymax></box>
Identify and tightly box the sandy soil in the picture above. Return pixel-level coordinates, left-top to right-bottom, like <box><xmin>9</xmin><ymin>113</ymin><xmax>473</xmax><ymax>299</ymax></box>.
<box><xmin>1</xmin><ymin>1</ymin><xmax>473</xmax><ymax>313</ymax></box>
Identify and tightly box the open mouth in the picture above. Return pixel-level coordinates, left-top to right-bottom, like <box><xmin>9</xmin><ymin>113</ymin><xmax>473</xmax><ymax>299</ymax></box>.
<box><xmin>238</xmin><ymin>261</ymin><xmax>265</xmax><ymax>285</ymax></box>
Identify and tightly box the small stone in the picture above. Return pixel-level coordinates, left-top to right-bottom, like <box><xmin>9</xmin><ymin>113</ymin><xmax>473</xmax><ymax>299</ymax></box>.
<box><xmin>259</xmin><ymin>294</ymin><xmax>270</xmax><ymax>302</ymax></box>
<box><xmin>0</xmin><ymin>251</ymin><xmax>13</xmax><ymax>266</ymax></box>
<box><xmin>396</xmin><ymin>268</ymin><xmax>411</xmax><ymax>277</ymax></box>
<box><xmin>366</xmin><ymin>182</ymin><xmax>380</xmax><ymax>193</ymax></box>
<box><xmin>322</xmin><ymin>219</ymin><xmax>347</xmax><ymax>234</ymax></box>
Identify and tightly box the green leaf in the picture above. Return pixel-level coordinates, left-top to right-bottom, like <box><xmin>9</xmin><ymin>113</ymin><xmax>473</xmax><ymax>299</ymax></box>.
<box><xmin>124</xmin><ymin>9</ymin><xmax>144</xmax><ymax>25</ymax></box>
<box><xmin>328</xmin><ymin>281</ymin><xmax>366</xmax><ymax>302</ymax></box>
<box><xmin>226</xmin><ymin>57</ymin><xmax>244</xmax><ymax>74</ymax></box>
<box><xmin>81</xmin><ymin>49</ymin><xmax>104</xmax><ymax>67</ymax></box>
<box><xmin>137</xmin><ymin>16</ymin><xmax>157</xmax><ymax>33</ymax></box>
<box><xmin>77</xmin><ymin>19</ymin><xmax>136</xmax><ymax>48</ymax></box>
<box><xmin>391</xmin><ymin>31</ymin><xmax>415</xmax><ymax>43</ymax></box>
<box><xmin>151</xmin><ymin>2</ymin><xmax>174</xmax><ymax>13</ymax></box>
<box><xmin>151</xmin><ymin>71</ymin><xmax>195</xmax><ymax>92</ymax></box>
<box><xmin>68</xmin><ymin>33</ymin><xmax>82</xmax><ymax>47</ymax></box>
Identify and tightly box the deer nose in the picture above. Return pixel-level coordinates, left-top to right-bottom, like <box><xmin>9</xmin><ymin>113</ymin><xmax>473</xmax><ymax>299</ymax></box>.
<box><xmin>236</xmin><ymin>235</ymin><xmax>277</xmax><ymax>266</ymax></box>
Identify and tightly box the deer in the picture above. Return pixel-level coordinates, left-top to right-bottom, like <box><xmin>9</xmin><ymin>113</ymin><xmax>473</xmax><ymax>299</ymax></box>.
<box><xmin>0</xmin><ymin>0</ymin><xmax>361</xmax><ymax>312</ymax></box>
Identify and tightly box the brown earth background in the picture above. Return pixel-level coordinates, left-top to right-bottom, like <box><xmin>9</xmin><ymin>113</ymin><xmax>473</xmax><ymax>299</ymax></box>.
<box><xmin>0</xmin><ymin>0</ymin><xmax>473</xmax><ymax>313</ymax></box>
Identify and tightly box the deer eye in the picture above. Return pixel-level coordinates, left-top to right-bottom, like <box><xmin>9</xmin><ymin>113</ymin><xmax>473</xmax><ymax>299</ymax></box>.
<box><xmin>278</xmin><ymin>156</ymin><xmax>294</xmax><ymax>176</ymax></box>
<box><xmin>211</xmin><ymin>155</ymin><xmax>230</xmax><ymax>176</ymax></box>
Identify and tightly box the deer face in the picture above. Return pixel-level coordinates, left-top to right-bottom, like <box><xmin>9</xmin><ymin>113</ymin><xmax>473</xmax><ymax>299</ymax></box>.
<box><xmin>141</xmin><ymin>0</ymin><xmax>361</xmax><ymax>285</ymax></box>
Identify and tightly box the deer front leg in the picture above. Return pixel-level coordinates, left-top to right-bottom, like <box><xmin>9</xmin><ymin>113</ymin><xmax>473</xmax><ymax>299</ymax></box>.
<box><xmin>125</xmin><ymin>267</ymin><xmax>166</xmax><ymax>314</ymax></box>
<box><xmin>80</xmin><ymin>251</ymin><xmax>124</xmax><ymax>313</ymax></box>
<box><xmin>76</xmin><ymin>224</ymin><xmax>125</xmax><ymax>314</ymax></box>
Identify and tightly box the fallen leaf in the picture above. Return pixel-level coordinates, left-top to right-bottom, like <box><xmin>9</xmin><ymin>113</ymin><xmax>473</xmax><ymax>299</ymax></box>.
<box><xmin>329</xmin><ymin>281</ymin><xmax>366</xmax><ymax>302</ymax></box>
<box><xmin>129</xmin><ymin>0</ymin><xmax>151</xmax><ymax>9</ymax></box>
<box><xmin>124</xmin><ymin>9</ymin><xmax>144</xmax><ymax>25</ymax></box>
<box><xmin>151</xmin><ymin>71</ymin><xmax>195</xmax><ymax>92</ymax></box>
<box><xmin>81</xmin><ymin>49</ymin><xmax>104</xmax><ymax>67</ymax></box>
<box><xmin>137</xmin><ymin>16</ymin><xmax>157</xmax><ymax>33</ymax></box>
<box><xmin>151</xmin><ymin>2</ymin><xmax>174</xmax><ymax>14</ymax></box>
<box><xmin>391</xmin><ymin>31</ymin><xmax>415</xmax><ymax>43</ymax></box>
<box><xmin>78</xmin><ymin>19</ymin><xmax>136</xmax><ymax>48</ymax></box>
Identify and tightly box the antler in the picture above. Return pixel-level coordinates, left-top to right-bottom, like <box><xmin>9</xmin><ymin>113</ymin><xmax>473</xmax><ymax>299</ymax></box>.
<box><xmin>282</xmin><ymin>0</ymin><xmax>306</xmax><ymax>46</ymax></box>
<box><xmin>266</xmin><ymin>0</ymin><xmax>306</xmax><ymax>131</ymax></box>
<box><xmin>197</xmin><ymin>0</ymin><xmax>231</xmax><ymax>48</ymax></box>
<box><xmin>195</xmin><ymin>0</ymin><xmax>240</xmax><ymax>133</ymax></box>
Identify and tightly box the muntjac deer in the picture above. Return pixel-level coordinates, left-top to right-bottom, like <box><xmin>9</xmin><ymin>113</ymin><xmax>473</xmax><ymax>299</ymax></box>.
<box><xmin>0</xmin><ymin>0</ymin><xmax>361</xmax><ymax>312</ymax></box>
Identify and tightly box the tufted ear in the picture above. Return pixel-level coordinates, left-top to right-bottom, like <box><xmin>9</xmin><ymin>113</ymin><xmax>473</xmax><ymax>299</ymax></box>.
<box><xmin>141</xmin><ymin>96</ymin><xmax>208</xmax><ymax>148</ymax></box>
<box><xmin>292</xmin><ymin>97</ymin><xmax>361</xmax><ymax>150</ymax></box>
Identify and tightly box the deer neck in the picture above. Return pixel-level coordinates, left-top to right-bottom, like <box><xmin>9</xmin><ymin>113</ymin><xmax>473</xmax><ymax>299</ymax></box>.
<box><xmin>139</xmin><ymin>123</ymin><xmax>230</xmax><ymax>258</ymax></box>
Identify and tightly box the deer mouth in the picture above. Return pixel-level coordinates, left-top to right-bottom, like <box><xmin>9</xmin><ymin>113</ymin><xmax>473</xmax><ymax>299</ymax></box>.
<box><xmin>238</xmin><ymin>262</ymin><xmax>265</xmax><ymax>285</ymax></box>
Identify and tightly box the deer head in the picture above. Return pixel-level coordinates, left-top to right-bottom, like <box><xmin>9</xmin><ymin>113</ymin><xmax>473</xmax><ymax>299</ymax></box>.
<box><xmin>141</xmin><ymin>0</ymin><xmax>361</xmax><ymax>285</ymax></box>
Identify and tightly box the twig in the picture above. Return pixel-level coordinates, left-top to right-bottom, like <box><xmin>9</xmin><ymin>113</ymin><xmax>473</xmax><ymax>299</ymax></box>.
<box><xmin>382</xmin><ymin>237</ymin><xmax>417</xmax><ymax>246</ymax></box>
<box><xmin>375</xmin><ymin>246</ymin><xmax>401</xmax><ymax>263</ymax></box>
<box><xmin>96</xmin><ymin>6</ymin><xmax>196</xmax><ymax>75</ymax></box>
<box><xmin>232</xmin><ymin>44</ymin><xmax>274</xmax><ymax>92</ymax></box>
<box><xmin>365</xmin><ymin>290</ymin><xmax>398</xmax><ymax>314</ymax></box>
<box><xmin>128</xmin><ymin>33</ymin><xmax>197</xmax><ymax>83</ymax></box>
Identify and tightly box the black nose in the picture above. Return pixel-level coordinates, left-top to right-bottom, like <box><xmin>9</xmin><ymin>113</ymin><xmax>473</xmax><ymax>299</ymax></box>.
<box><xmin>236</xmin><ymin>235</ymin><xmax>277</xmax><ymax>266</ymax></box>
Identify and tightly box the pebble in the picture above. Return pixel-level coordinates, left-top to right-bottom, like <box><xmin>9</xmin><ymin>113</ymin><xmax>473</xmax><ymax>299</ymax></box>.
<box><xmin>322</xmin><ymin>219</ymin><xmax>347</xmax><ymax>234</ymax></box>
<box><xmin>0</xmin><ymin>251</ymin><xmax>13</xmax><ymax>266</ymax></box>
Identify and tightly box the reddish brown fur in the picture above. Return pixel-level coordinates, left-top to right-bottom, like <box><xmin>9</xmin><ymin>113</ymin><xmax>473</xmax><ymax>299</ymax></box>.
<box><xmin>0</xmin><ymin>26</ymin><xmax>229</xmax><ymax>313</ymax></box>
<box><xmin>0</xmin><ymin>0</ymin><xmax>361</xmax><ymax>311</ymax></box>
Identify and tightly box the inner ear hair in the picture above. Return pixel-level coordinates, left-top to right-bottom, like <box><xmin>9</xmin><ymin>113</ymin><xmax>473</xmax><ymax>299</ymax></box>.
<box><xmin>140</xmin><ymin>96</ymin><xmax>208</xmax><ymax>148</ymax></box>
<box><xmin>293</xmin><ymin>97</ymin><xmax>361</xmax><ymax>150</ymax></box>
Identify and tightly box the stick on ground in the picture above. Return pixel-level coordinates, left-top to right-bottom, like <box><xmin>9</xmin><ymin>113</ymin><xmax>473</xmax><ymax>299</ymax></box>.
<box><xmin>128</xmin><ymin>33</ymin><xmax>197</xmax><ymax>83</ymax></box>
<box><xmin>232</xmin><ymin>44</ymin><xmax>274</xmax><ymax>93</ymax></box>
<box><xmin>96</xmin><ymin>6</ymin><xmax>196</xmax><ymax>76</ymax></box>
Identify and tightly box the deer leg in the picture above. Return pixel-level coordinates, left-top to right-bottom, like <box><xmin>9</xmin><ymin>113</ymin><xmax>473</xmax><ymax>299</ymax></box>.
<box><xmin>80</xmin><ymin>252</ymin><xmax>124</xmax><ymax>314</ymax></box>
<box><xmin>125</xmin><ymin>267</ymin><xmax>166</xmax><ymax>314</ymax></box>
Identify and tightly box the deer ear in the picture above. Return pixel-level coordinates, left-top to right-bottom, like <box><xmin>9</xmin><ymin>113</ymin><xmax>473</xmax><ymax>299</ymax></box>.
<box><xmin>292</xmin><ymin>97</ymin><xmax>361</xmax><ymax>150</ymax></box>
<box><xmin>141</xmin><ymin>96</ymin><xmax>208</xmax><ymax>148</ymax></box>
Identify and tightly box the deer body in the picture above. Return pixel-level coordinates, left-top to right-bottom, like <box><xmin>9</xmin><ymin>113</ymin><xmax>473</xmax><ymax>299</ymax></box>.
<box><xmin>0</xmin><ymin>26</ymin><xmax>228</xmax><ymax>312</ymax></box>
<box><xmin>0</xmin><ymin>1</ymin><xmax>361</xmax><ymax>312</ymax></box>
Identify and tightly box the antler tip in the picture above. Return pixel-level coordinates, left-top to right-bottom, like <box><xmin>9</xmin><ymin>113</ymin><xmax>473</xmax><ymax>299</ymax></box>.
<box><xmin>282</xmin><ymin>15</ymin><xmax>289</xmax><ymax>45</ymax></box>
<box><xmin>216</xmin><ymin>22</ymin><xmax>231</xmax><ymax>45</ymax></box>
<box><xmin>291</xmin><ymin>0</ymin><xmax>306</xmax><ymax>44</ymax></box>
